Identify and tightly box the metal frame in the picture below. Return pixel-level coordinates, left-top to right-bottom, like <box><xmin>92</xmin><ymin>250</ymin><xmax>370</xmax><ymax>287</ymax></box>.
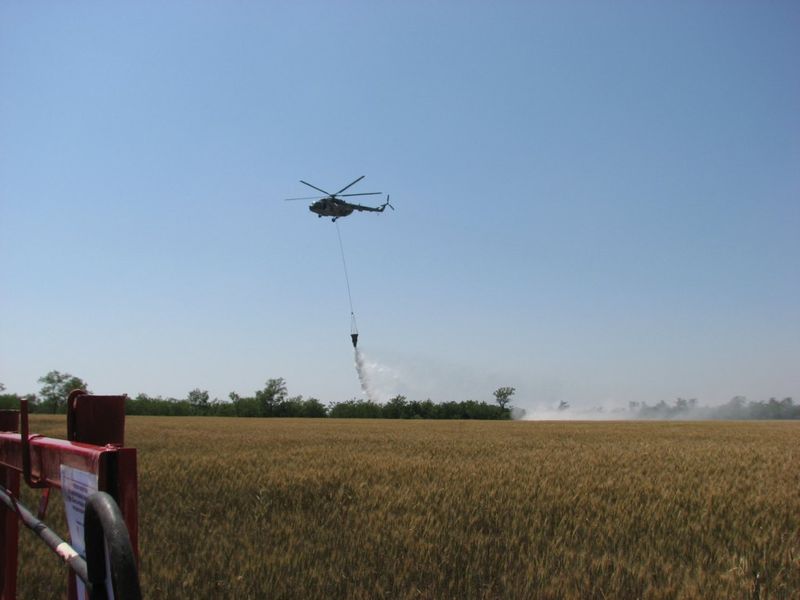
<box><xmin>0</xmin><ymin>393</ymin><xmax>138</xmax><ymax>600</ymax></box>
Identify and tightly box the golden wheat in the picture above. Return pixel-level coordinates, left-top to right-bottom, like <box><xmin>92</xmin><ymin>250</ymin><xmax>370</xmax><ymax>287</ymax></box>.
<box><xmin>13</xmin><ymin>417</ymin><xmax>800</xmax><ymax>599</ymax></box>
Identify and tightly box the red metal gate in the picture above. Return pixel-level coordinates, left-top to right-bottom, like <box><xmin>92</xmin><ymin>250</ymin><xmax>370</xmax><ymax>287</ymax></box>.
<box><xmin>0</xmin><ymin>392</ymin><xmax>138</xmax><ymax>599</ymax></box>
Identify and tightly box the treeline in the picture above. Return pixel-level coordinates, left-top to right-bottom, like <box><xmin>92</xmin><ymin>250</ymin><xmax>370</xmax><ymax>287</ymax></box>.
<box><xmin>6</xmin><ymin>373</ymin><xmax>797</xmax><ymax>421</ymax></box>
<box><xmin>124</xmin><ymin>385</ymin><xmax>329</xmax><ymax>418</ymax></box>
<box><xmin>0</xmin><ymin>374</ymin><xmax>513</xmax><ymax>420</ymax></box>
<box><xmin>328</xmin><ymin>397</ymin><xmax>510</xmax><ymax>419</ymax></box>
<box><xmin>123</xmin><ymin>394</ymin><xmax>511</xmax><ymax>420</ymax></box>
<box><xmin>2</xmin><ymin>392</ymin><xmax>511</xmax><ymax>420</ymax></box>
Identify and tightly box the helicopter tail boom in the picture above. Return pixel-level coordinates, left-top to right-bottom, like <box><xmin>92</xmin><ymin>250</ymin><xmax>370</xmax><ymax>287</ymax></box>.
<box><xmin>352</xmin><ymin>195</ymin><xmax>394</xmax><ymax>213</ymax></box>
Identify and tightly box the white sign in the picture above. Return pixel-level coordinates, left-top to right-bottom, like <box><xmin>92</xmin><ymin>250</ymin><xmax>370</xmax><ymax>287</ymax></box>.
<box><xmin>60</xmin><ymin>465</ymin><xmax>113</xmax><ymax>600</ymax></box>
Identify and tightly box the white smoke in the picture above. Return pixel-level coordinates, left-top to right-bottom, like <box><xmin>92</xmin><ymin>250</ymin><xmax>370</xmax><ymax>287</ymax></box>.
<box><xmin>354</xmin><ymin>348</ymin><xmax>403</xmax><ymax>403</ymax></box>
<box><xmin>519</xmin><ymin>402</ymin><xmax>745</xmax><ymax>421</ymax></box>
<box><xmin>354</xmin><ymin>348</ymin><xmax>375</xmax><ymax>402</ymax></box>
<box><xmin>521</xmin><ymin>406</ymin><xmax>634</xmax><ymax>421</ymax></box>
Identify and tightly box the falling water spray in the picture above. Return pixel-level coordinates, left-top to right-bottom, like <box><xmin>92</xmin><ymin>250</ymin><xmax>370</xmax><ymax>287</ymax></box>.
<box><xmin>354</xmin><ymin>348</ymin><xmax>377</xmax><ymax>402</ymax></box>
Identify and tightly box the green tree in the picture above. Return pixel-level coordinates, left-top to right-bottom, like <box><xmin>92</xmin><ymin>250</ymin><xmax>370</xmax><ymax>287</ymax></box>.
<box><xmin>188</xmin><ymin>388</ymin><xmax>210</xmax><ymax>415</ymax></box>
<box><xmin>229</xmin><ymin>392</ymin><xmax>260</xmax><ymax>417</ymax></box>
<box><xmin>383</xmin><ymin>395</ymin><xmax>409</xmax><ymax>419</ymax></box>
<box><xmin>300</xmin><ymin>398</ymin><xmax>327</xmax><ymax>418</ymax></box>
<box><xmin>493</xmin><ymin>387</ymin><xmax>515</xmax><ymax>410</ymax></box>
<box><xmin>328</xmin><ymin>398</ymin><xmax>383</xmax><ymax>418</ymax></box>
<box><xmin>0</xmin><ymin>382</ymin><xmax>22</xmax><ymax>410</ymax></box>
<box><xmin>256</xmin><ymin>378</ymin><xmax>287</xmax><ymax>417</ymax></box>
<box><xmin>37</xmin><ymin>370</ymin><xmax>88</xmax><ymax>413</ymax></box>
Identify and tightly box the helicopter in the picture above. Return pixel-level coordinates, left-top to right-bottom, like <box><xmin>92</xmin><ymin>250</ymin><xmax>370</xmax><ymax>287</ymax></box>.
<box><xmin>285</xmin><ymin>175</ymin><xmax>393</xmax><ymax>221</ymax></box>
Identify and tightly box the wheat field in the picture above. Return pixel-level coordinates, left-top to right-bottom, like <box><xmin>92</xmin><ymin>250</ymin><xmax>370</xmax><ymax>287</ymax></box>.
<box><xmin>14</xmin><ymin>416</ymin><xmax>800</xmax><ymax>599</ymax></box>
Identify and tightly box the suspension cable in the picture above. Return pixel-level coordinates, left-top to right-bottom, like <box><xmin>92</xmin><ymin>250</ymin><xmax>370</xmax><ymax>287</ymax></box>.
<box><xmin>335</xmin><ymin>221</ymin><xmax>357</xmax><ymax>330</ymax></box>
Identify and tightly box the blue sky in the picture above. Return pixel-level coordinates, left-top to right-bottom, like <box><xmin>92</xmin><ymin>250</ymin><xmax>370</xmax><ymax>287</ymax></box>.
<box><xmin>1</xmin><ymin>2</ymin><xmax>798</xmax><ymax>410</ymax></box>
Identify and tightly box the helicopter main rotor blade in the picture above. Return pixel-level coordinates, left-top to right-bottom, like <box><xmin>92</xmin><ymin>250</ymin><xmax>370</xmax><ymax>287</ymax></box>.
<box><xmin>333</xmin><ymin>175</ymin><xmax>366</xmax><ymax>196</ymax></box>
<box><xmin>299</xmin><ymin>180</ymin><xmax>333</xmax><ymax>196</ymax></box>
<box><xmin>337</xmin><ymin>192</ymin><xmax>382</xmax><ymax>197</ymax></box>
<box><xmin>284</xmin><ymin>195</ymin><xmax>325</xmax><ymax>201</ymax></box>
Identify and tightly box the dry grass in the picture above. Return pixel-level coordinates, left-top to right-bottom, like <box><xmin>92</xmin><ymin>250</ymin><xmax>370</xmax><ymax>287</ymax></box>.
<box><xmin>14</xmin><ymin>417</ymin><xmax>800</xmax><ymax>599</ymax></box>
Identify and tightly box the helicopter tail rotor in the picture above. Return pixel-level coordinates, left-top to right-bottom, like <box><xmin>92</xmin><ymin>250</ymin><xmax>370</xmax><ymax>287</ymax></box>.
<box><xmin>381</xmin><ymin>195</ymin><xmax>394</xmax><ymax>211</ymax></box>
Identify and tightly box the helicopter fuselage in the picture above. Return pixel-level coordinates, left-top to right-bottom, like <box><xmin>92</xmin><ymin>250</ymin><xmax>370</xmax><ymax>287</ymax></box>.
<box><xmin>309</xmin><ymin>198</ymin><xmax>356</xmax><ymax>219</ymax></box>
<box><xmin>310</xmin><ymin>197</ymin><xmax>389</xmax><ymax>221</ymax></box>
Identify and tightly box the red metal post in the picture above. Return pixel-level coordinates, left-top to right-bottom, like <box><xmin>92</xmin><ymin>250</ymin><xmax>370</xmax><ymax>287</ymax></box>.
<box><xmin>0</xmin><ymin>411</ymin><xmax>20</xmax><ymax>600</ymax></box>
<box><xmin>67</xmin><ymin>392</ymin><xmax>126</xmax><ymax>447</ymax></box>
